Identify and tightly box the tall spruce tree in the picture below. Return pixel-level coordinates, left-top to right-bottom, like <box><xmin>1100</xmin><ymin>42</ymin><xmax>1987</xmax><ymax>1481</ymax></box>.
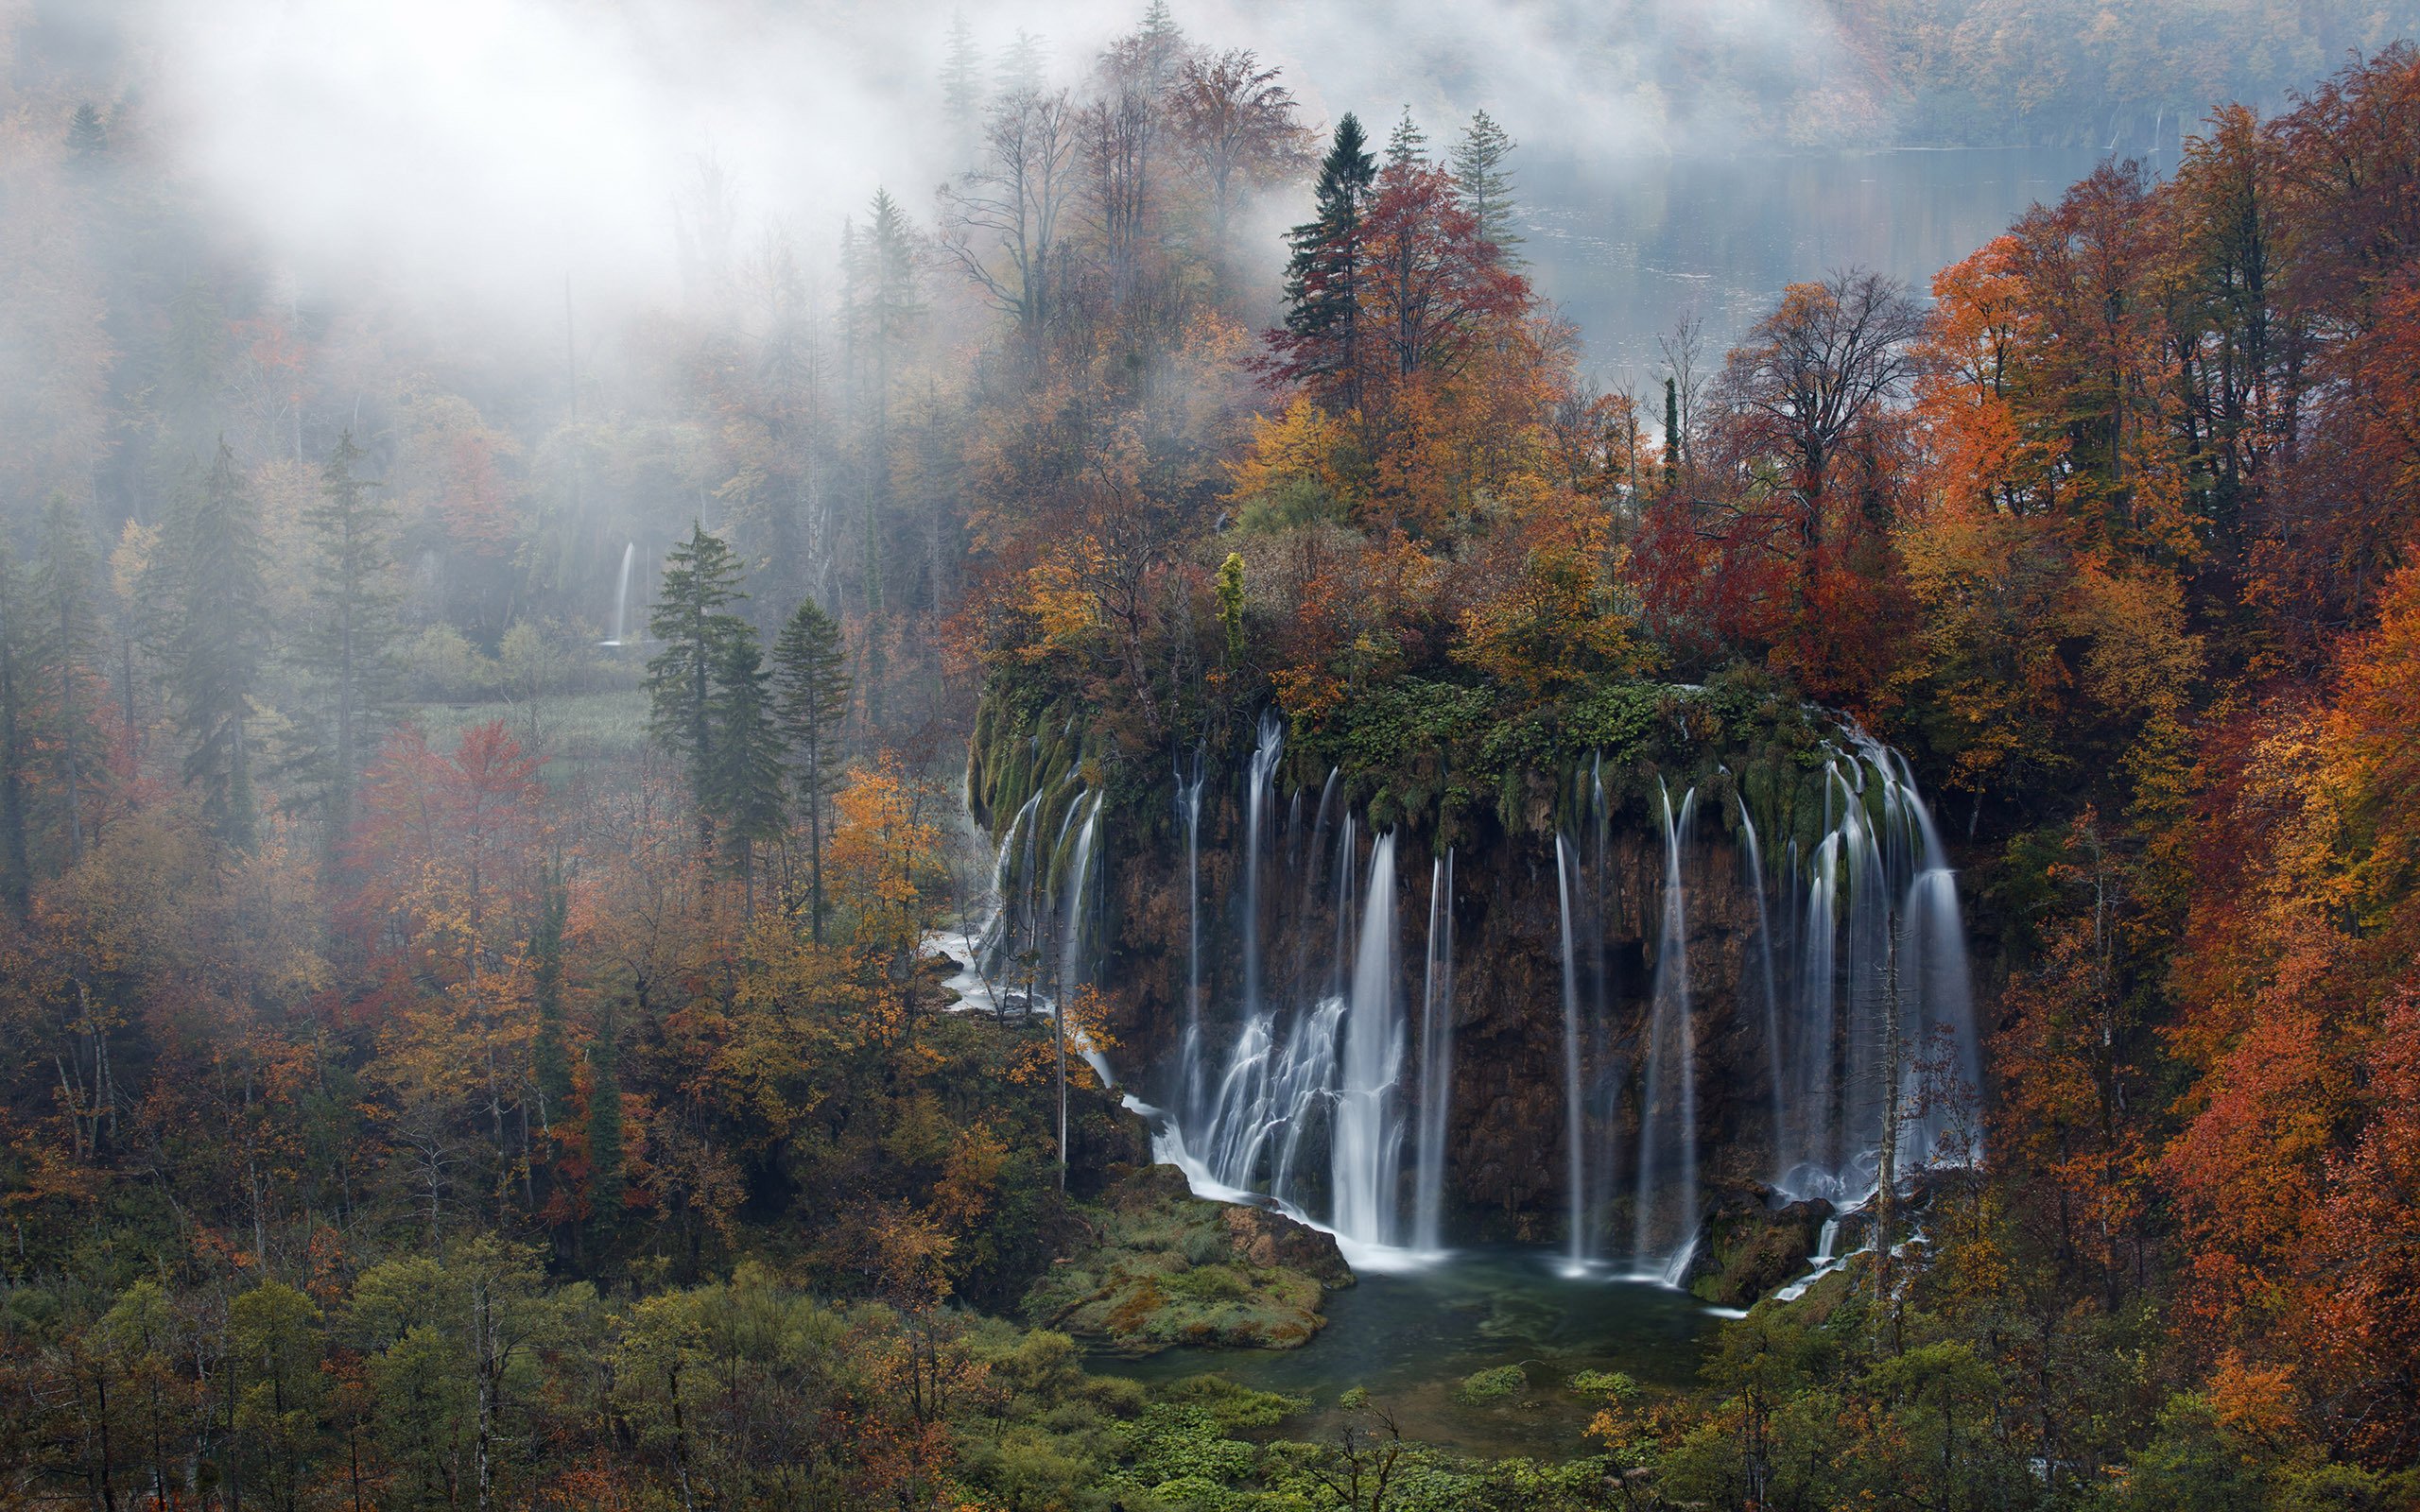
<box><xmin>0</xmin><ymin>550</ymin><xmax>32</xmax><ymax>919</ymax></box>
<box><xmin>1664</xmin><ymin>377</ymin><xmax>1682</xmax><ymax>492</ymax></box>
<box><xmin>645</xmin><ymin>524</ymin><xmax>752</xmax><ymax>851</ymax></box>
<box><xmin>300</xmin><ymin>432</ymin><xmax>402</xmax><ymax>837</ymax></box>
<box><xmin>940</xmin><ymin>10</ymin><xmax>984</xmax><ymax>153</ymax></box>
<box><xmin>772</xmin><ymin>598</ymin><xmax>851</xmax><ymax>941</ymax></box>
<box><xmin>587</xmin><ymin>999</ymin><xmax>625</xmax><ymax>1240</ymax></box>
<box><xmin>153</xmin><ymin>440</ymin><xmax>268</xmax><ymax>849</ymax></box>
<box><xmin>1450</xmin><ymin>108</ymin><xmax>1523</xmax><ymax>263</ymax></box>
<box><xmin>529</xmin><ymin>869</ymin><xmax>571</xmax><ymax>1134</ymax></box>
<box><xmin>1281</xmin><ymin>113</ymin><xmax>1377</xmax><ymax>407</ymax></box>
<box><xmin>33</xmin><ymin>497</ymin><xmax>101</xmax><ymax>865</ymax></box>
<box><xmin>703</xmin><ymin>632</ymin><xmax>787</xmax><ymax>904</ymax></box>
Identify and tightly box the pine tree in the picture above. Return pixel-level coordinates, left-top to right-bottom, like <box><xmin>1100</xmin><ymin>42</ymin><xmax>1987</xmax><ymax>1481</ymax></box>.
<box><xmin>0</xmin><ymin>550</ymin><xmax>32</xmax><ymax>919</ymax></box>
<box><xmin>853</xmin><ymin>192</ymin><xmax>919</xmax><ymax>735</ymax></box>
<box><xmin>587</xmin><ymin>1000</ymin><xmax>625</xmax><ymax>1239</ymax></box>
<box><xmin>772</xmin><ymin>598</ymin><xmax>851</xmax><ymax>941</ymax></box>
<box><xmin>530</xmin><ymin>869</ymin><xmax>571</xmax><ymax>1134</ymax></box>
<box><xmin>152</xmin><ymin>440</ymin><xmax>268</xmax><ymax>849</ymax></box>
<box><xmin>33</xmin><ymin>496</ymin><xmax>101</xmax><ymax>865</ymax></box>
<box><xmin>1279</xmin><ymin>113</ymin><xmax>1377</xmax><ymax>407</ymax></box>
<box><xmin>1450</xmin><ymin>108</ymin><xmax>1522</xmax><ymax>262</ymax></box>
<box><xmin>1385</xmin><ymin>106</ymin><xmax>1427</xmax><ymax>168</ymax></box>
<box><xmin>703</xmin><ymin>631</ymin><xmax>787</xmax><ymax>904</ymax></box>
<box><xmin>299</xmin><ymin>432</ymin><xmax>402</xmax><ymax>837</ymax></box>
<box><xmin>65</xmin><ymin>102</ymin><xmax>105</xmax><ymax>159</ymax></box>
<box><xmin>1136</xmin><ymin>0</ymin><xmax>1185</xmax><ymax>88</ymax></box>
<box><xmin>996</xmin><ymin>28</ymin><xmax>1046</xmax><ymax>95</ymax></box>
<box><xmin>941</xmin><ymin>10</ymin><xmax>984</xmax><ymax>152</ymax></box>
<box><xmin>645</xmin><ymin>524</ymin><xmax>752</xmax><ymax>851</ymax></box>
<box><xmin>1664</xmin><ymin>377</ymin><xmax>1682</xmax><ymax>492</ymax></box>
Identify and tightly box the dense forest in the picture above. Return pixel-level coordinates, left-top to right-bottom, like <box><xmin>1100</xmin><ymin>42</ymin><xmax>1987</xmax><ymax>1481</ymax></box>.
<box><xmin>4</xmin><ymin>1</ymin><xmax>2420</xmax><ymax>1508</ymax></box>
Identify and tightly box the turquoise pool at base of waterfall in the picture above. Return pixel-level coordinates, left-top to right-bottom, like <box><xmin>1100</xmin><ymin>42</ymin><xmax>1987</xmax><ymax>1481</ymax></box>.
<box><xmin>1089</xmin><ymin>1247</ymin><xmax>1720</xmax><ymax>1459</ymax></box>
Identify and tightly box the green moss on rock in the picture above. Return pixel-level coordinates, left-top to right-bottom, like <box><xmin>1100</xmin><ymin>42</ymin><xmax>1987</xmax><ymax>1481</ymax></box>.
<box><xmin>1022</xmin><ymin>1166</ymin><xmax>1353</xmax><ymax>1356</ymax></box>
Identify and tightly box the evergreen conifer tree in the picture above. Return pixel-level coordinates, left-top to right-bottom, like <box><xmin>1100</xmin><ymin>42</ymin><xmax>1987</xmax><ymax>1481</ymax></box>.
<box><xmin>1450</xmin><ymin>108</ymin><xmax>1523</xmax><ymax>263</ymax></box>
<box><xmin>941</xmin><ymin>10</ymin><xmax>984</xmax><ymax>151</ymax></box>
<box><xmin>772</xmin><ymin>598</ymin><xmax>851</xmax><ymax>941</ymax></box>
<box><xmin>153</xmin><ymin>440</ymin><xmax>268</xmax><ymax>849</ymax></box>
<box><xmin>645</xmin><ymin>524</ymin><xmax>752</xmax><ymax>852</ymax></box>
<box><xmin>0</xmin><ymin>550</ymin><xmax>32</xmax><ymax>919</ymax></box>
<box><xmin>1281</xmin><ymin>113</ymin><xmax>1377</xmax><ymax>407</ymax></box>
<box><xmin>996</xmin><ymin>28</ymin><xmax>1046</xmax><ymax>95</ymax></box>
<box><xmin>300</xmin><ymin>432</ymin><xmax>402</xmax><ymax>837</ymax></box>
<box><xmin>587</xmin><ymin>1000</ymin><xmax>625</xmax><ymax>1238</ymax></box>
<box><xmin>1385</xmin><ymin>106</ymin><xmax>1427</xmax><ymax>168</ymax></box>
<box><xmin>1664</xmin><ymin>377</ymin><xmax>1682</xmax><ymax>491</ymax></box>
<box><xmin>703</xmin><ymin>632</ymin><xmax>787</xmax><ymax>902</ymax></box>
<box><xmin>530</xmin><ymin>869</ymin><xmax>571</xmax><ymax>1133</ymax></box>
<box><xmin>33</xmin><ymin>496</ymin><xmax>100</xmax><ymax>864</ymax></box>
<box><xmin>65</xmin><ymin>102</ymin><xmax>105</xmax><ymax>159</ymax></box>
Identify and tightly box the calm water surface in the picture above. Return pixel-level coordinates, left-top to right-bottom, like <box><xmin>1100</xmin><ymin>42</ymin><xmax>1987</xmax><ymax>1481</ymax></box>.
<box><xmin>1522</xmin><ymin>146</ymin><xmax>2121</xmax><ymax>382</ymax></box>
<box><xmin>1094</xmin><ymin>1247</ymin><xmax>1720</xmax><ymax>1458</ymax></box>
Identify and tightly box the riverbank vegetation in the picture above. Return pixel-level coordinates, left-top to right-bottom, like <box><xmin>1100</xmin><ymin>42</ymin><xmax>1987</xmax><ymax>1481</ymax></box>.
<box><xmin>1</xmin><ymin>2</ymin><xmax>2418</xmax><ymax>1506</ymax></box>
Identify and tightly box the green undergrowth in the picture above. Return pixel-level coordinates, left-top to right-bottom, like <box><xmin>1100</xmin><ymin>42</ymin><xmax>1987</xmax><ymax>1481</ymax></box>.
<box><xmin>1022</xmin><ymin>1167</ymin><xmax>1351</xmax><ymax>1354</ymax></box>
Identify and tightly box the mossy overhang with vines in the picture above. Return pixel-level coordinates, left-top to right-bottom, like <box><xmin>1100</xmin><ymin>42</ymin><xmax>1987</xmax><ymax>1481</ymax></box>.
<box><xmin>969</xmin><ymin>658</ymin><xmax>1892</xmax><ymax>880</ymax></box>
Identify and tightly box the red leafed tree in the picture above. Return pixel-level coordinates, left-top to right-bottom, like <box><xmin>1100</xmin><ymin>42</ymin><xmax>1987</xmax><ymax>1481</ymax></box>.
<box><xmin>1359</xmin><ymin>156</ymin><xmax>1529</xmax><ymax>393</ymax></box>
<box><xmin>344</xmin><ymin>719</ymin><xmax>547</xmax><ymax>972</ymax></box>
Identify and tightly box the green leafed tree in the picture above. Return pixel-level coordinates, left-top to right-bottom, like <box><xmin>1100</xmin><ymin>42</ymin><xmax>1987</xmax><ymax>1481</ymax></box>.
<box><xmin>772</xmin><ymin>597</ymin><xmax>851</xmax><ymax>940</ymax></box>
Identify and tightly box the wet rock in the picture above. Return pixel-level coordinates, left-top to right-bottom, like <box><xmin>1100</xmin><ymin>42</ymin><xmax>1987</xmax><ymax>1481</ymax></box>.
<box><xmin>1686</xmin><ymin>1193</ymin><xmax>1833</xmax><ymax>1308</ymax></box>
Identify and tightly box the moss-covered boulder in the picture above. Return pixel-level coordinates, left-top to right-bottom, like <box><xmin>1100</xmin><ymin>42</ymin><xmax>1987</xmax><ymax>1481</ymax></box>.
<box><xmin>1022</xmin><ymin>1166</ymin><xmax>1353</xmax><ymax>1354</ymax></box>
<box><xmin>1687</xmin><ymin>1194</ymin><xmax>1833</xmax><ymax>1308</ymax></box>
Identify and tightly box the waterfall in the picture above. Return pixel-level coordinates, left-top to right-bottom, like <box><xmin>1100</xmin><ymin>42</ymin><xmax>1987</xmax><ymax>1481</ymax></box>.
<box><xmin>1026</xmin><ymin>697</ymin><xmax>1982</xmax><ymax>1287</ymax></box>
<box><xmin>1330</xmin><ymin>833</ymin><xmax>1403</xmax><ymax>1249</ymax></box>
<box><xmin>1553</xmin><ymin>833</ymin><xmax>1589</xmax><ymax>1273</ymax></box>
<box><xmin>1177</xmin><ymin>749</ymin><xmax>1207</xmax><ymax>1120</ymax></box>
<box><xmin>1242</xmin><ymin>713</ymin><xmax>1282</xmax><ymax>1024</ymax></box>
<box><xmin>1056</xmin><ymin>792</ymin><xmax>1112</xmax><ymax>1089</ymax></box>
<box><xmin>1737</xmin><ymin>798</ymin><xmax>1788</xmax><ymax>1177</ymax></box>
<box><xmin>603</xmin><ymin>541</ymin><xmax>635</xmax><ymax>646</ymax></box>
<box><xmin>1772</xmin><ymin>738</ymin><xmax>1984</xmax><ymax>1205</ymax></box>
<box><xmin>1412</xmin><ymin>848</ymin><xmax>1456</xmax><ymax>1253</ymax></box>
<box><xmin>1633</xmin><ymin>782</ymin><xmax>1698</xmax><ymax>1280</ymax></box>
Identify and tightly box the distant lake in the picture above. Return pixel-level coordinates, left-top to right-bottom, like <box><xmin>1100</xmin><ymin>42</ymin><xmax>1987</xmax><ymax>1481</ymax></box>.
<box><xmin>1520</xmin><ymin>146</ymin><xmax>2120</xmax><ymax>385</ymax></box>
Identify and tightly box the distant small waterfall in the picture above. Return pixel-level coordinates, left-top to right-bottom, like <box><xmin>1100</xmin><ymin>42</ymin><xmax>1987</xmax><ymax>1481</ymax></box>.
<box><xmin>1412</xmin><ymin>849</ymin><xmax>1455</xmax><ymax>1253</ymax></box>
<box><xmin>603</xmin><ymin>541</ymin><xmax>636</xmax><ymax>646</ymax></box>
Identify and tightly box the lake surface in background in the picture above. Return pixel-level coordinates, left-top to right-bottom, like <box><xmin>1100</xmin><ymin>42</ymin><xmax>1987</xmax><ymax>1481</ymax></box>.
<box><xmin>1520</xmin><ymin>146</ymin><xmax>2122</xmax><ymax>385</ymax></box>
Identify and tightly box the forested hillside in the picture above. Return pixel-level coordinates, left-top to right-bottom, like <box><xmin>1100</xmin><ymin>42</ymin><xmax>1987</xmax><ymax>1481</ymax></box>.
<box><xmin>1</xmin><ymin>2</ymin><xmax>2418</xmax><ymax>1508</ymax></box>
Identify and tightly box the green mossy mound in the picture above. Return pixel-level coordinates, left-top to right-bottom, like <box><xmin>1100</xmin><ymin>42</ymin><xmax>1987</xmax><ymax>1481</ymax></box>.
<box><xmin>1687</xmin><ymin>1196</ymin><xmax>1834</xmax><ymax>1308</ymax></box>
<box><xmin>1024</xmin><ymin>1166</ymin><xmax>1354</xmax><ymax>1355</ymax></box>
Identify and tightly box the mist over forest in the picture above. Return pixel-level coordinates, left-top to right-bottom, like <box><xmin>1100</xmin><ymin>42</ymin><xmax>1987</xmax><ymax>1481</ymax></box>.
<box><xmin>4</xmin><ymin>1</ymin><xmax>2420</xmax><ymax>1508</ymax></box>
